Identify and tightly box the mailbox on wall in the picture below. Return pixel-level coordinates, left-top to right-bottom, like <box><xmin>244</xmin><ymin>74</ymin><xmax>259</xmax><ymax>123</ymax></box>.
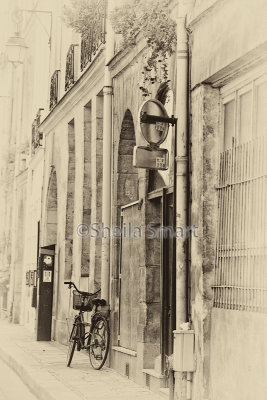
<box><xmin>173</xmin><ymin>330</ymin><xmax>195</xmax><ymax>372</ymax></box>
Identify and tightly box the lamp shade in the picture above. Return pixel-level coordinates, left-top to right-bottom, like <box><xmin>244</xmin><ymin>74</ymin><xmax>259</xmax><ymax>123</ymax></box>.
<box><xmin>6</xmin><ymin>33</ymin><xmax>27</xmax><ymax>64</ymax></box>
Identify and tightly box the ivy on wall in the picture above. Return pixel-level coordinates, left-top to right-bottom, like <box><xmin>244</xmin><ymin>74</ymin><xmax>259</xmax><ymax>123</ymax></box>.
<box><xmin>110</xmin><ymin>0</ymin><xmax>176</xmax><ymax>96</ymax></box>
<box><xmin>64</xmin><ymin>0</ymin><xmax>177</xmax><ymax>96</ymax></box>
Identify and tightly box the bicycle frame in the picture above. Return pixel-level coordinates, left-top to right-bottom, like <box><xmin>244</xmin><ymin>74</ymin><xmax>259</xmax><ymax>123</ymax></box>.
<box><xmin>69</xmin><ymin>304</ymin><xmax>101</xmax><ymax>350</ymax></box>
<box><xmin>65</xmin><ymin>281</ymin><xmax>110</xmax><ymax>369</ymax></box>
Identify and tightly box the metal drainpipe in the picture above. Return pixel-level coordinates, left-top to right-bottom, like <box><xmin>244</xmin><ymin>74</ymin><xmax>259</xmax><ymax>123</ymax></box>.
<box><xmin>174</xmin><ymin>0</ymin><xmax>194</xmax><ymax>399</ymax></box>
<box><xmin>186</xmin><ymin>20</ymin><xmax>193</xmax><ymax>400</ymax></box>
<box><xmin>101</xmin><ymin>3</ymin><xmax>114</xmax><ymax>303</ymax></box>
<box><xmin>175</xmin><ymin>0</ymin><xmax>192</xmax><ymax>337</ymax></box>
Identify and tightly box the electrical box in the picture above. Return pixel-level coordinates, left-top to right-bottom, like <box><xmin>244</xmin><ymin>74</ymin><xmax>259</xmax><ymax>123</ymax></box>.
<box><xmin>173</xmin><ymin>330</ymin><xmax>195</xmax><ymax>372</ymax></box>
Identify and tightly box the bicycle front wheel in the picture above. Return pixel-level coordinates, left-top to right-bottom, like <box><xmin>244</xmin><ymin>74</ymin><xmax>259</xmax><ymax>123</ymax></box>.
<box><xmin>67</xmin><ymin>324</ymin><xmax>78</xmax><ymax>367</ymax></box>
<box><xmin>88</xmin><ymin>315</ymin><xmax>110</xmax><ymax>370</ymax></box>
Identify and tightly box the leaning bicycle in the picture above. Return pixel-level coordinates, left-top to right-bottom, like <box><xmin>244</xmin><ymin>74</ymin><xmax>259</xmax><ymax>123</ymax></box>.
<box><xmin>64</xmin><ymin>281</ymin><xmax>110</xmax><ymax>370</ymax></box>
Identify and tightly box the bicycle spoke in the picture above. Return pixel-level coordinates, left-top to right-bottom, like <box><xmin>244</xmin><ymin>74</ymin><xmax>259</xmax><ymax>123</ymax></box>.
<box><xmin>88</xmin><ymin>316</ymin><xmax>110</xmax><ymax>370</ymax></box>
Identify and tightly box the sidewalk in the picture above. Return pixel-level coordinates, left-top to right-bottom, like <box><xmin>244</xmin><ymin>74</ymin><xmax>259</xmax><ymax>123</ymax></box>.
<box><xmin>0</xmin><ymin>319</ymin><xmax>163</xmax><ymax>400</ymax></box>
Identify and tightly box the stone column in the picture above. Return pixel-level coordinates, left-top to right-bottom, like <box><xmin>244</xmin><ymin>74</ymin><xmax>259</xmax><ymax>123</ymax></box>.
<box><xmin>64</xmin><ymin>120</ymin><xmax>75</xmax><ymax>280</ymax></box>
<box><xmin>89</xmin><ymin>94</ymin><xmax>103</xmax><ymax>292</ymax></box>
<box><xmin>72</xmin><ymin>106</ymin><xmax>84</xmax><ymax>286</ymax></box>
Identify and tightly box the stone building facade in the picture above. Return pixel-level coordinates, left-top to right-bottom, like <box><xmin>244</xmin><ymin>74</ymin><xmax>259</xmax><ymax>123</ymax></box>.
<box><xmin>188</xmin><ymin>1</ymin><xmax>267</xmax><ymax>399</ymax></box>
<box><xmin>1</xmin><ymin>0</ymin><xmax>267</xmax><ymax>400</ymax></box>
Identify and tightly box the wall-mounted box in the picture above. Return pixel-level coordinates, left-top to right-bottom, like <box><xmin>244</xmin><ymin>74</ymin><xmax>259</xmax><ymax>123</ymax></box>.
<box><xmin>173</xmin><ymin>330</ymin><xmax>195</xmax><ymax>372</ymax></box>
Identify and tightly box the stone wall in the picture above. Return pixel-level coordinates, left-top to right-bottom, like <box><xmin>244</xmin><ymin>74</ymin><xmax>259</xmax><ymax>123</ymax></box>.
<box><xmin>109</xmin><ymin>42</ymin><xmax>176</xmax><ymax>385</ymax></box>
<box><xmin>190</xmin><ymin>84</ymin><xmax>219</xmax><ymax>400</ymax></box>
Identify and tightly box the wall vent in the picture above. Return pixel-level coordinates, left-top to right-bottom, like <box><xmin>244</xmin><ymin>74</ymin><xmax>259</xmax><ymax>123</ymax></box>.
<box><xmin>146</xmin><ymin>373</ymin><xmax>150</xmax><ymax>388</ymax></box>
<box><xmin>125</xmin><ymin>362</ymin><xmax>130</xmax><ymax>378</ymax></box>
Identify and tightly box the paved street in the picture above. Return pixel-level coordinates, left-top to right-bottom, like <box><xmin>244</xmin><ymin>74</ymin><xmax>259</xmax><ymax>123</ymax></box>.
<box><xmin>0</xmin><ymin>319</ymin><xmax>163</xmax><ymax>400</ymax></box>
<box><xmin>0</xmin><ymin>358</ymin><xmax>37</xmax><ymax>400</ymax></box>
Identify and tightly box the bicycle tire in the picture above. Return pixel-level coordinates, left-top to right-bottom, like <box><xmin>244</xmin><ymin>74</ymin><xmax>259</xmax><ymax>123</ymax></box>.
<box><xmin>67</xmin><ymin>324</ymin><xmax>78</xmax><ymax>367</ymax></box>
<box><xmin>88</xmin><ymin>315</ymin><xmax>110</xmax><ymax>370</ymax></box>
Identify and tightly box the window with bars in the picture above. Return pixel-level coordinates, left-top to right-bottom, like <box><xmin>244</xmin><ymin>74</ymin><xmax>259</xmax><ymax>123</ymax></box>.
<box><xmin>213</xmin><ymin>71</ymin><xmax>267</xmax><ymax>312</ymax></box>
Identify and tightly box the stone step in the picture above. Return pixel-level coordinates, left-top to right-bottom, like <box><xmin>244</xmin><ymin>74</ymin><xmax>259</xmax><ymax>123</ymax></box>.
<box><xmin>142</xmin><ymin>369</ymin><xmax>168</xmax><ymax>395</ymax></box>
<box><xmin>160</xmin><ymin>388</ymin><xmax>169</xmax><ymax>399</ymax></box>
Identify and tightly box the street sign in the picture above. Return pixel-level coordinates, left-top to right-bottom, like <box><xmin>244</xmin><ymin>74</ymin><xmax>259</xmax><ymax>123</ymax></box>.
<box><xmin>133</xmin><ymin>146</ymin><xmax>169</xmax><ymax>170</ymax></box>
<box><xmin>139</xmin><ymin>99</ymin><xmax>169</xmax><ymax>145</ymax></box>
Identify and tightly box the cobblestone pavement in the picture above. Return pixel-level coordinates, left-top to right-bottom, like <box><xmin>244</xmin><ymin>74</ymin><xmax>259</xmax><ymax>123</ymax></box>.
<box><xmin>0</xmin><ymin>319</ymin><xmax>163</xmax><ymax>400</ymax></box>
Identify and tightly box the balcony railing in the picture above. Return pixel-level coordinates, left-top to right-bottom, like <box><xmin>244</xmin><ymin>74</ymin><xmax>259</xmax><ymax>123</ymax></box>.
<box><xmin>32</xmin><ymin>108</ymin><xmax>44</xmax><ymax>154</ymax></box>
<box><xmin>65</xmin><ymin>44</ymin><xmax>78</xmax><ymax>91</ymax></box>
<box><xmin>49</xmin><ymin>70</ymin><xmax>60</xmax><ymax>110</ymax></box>
<box><xmin>80</xmin><ymin>0</ymin><xmax>106</xmax><ymax>71</ymax></box>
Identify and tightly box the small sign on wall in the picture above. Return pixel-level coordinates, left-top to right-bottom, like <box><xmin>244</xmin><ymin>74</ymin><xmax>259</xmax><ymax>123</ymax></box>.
<box><xmin>133</xmin><ymin>146</ymin><xmax>169</xmax><ymax>170</ymax></box>
<box><xmin>30</xmin><ymin>270</ymin><xmax>34</xmax><ymax>286</ymax></box>
<box><xmin>33</xmin><ymin>270</ymin><xmax>37</xmax><ymax>287</ymax></box>
<box><xmin>26</xmin><ymin>271</ymin><xmax>30</xmax><ymax>286</ymax></box>
<box><xmin>43</xmin><ymin>270</ymin><xmax>52</xmax><ymax>283</ymax></box>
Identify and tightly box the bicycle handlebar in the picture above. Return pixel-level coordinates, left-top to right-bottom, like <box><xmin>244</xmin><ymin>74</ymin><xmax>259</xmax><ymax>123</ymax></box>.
<box><xmin>64</xmin><ymin>281</ymin><xmax>100</xmax><ymax>297</ymax></box>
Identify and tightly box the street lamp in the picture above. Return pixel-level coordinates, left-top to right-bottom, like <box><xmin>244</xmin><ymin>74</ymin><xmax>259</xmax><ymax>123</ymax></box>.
<box><xmin>5</xmin><ymin>32</ymin><xmax>27</xmax><ymax>65</ymax></box>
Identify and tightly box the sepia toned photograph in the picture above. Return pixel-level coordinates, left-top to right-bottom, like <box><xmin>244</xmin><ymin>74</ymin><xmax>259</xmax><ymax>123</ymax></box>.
<box><xmin>0</xmin><ymin>0</ymin><xmax>266</xmax><ymax>399</ymax></box>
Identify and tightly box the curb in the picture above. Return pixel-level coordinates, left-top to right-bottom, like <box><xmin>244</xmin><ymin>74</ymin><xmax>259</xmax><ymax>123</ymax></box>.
<box><xmin>0</xmin><ymin>342</ymin><xmax>81</xmax><ymax>400</ymax></box>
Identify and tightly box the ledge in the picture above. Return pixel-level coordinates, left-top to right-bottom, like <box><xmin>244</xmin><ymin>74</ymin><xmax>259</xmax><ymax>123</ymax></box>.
<box><xmin>112</xmin><ymin>346</ymin><xmax>137</xmax><ymax>357</ymax></box>
<box><xmin>142</xmin><ymin>369</ymin><xmax>165</xmax><ymax>379</ymax></box>
<box><xmin>160</xmin><ymin>388</ymin><xmax>170</xmax><ymax>398</ymax></box>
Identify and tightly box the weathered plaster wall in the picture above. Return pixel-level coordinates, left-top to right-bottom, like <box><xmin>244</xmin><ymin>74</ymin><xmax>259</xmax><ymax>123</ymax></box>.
<box><xmin>188</xmin><ymin>0</ymin><xmax>267</xmax><ymax>88</ymax></box>
<box><xmin>190</xmin><ymin>84</ymin><xmax>219</xmax><ymax>400</ymax></box>
<box><xmin>210</xmin><ymin>308</ymin><xmax>267</xmax><ymax>400</ymax></box>
<box><xmin>188</xmin><ymin>2</ymin><xmax>267</xmax><ymax>399</ymax></box>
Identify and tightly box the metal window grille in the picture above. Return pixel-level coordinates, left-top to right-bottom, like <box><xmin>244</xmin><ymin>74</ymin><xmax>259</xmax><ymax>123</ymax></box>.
<box><xmin>65</xmin><ymin>44</ymin><xmax>77</xmax><ymax>91</ymax></box>
<box><xmin>49</xmin><ymin>70</ymin><xmax>60</xmax><ymax>110</ymax></box>
<box><xmin>31</xmin><ymin>108</ymin><xmax>44</xmax><ymax>154</ymax></box>
<box><xmin>213</xmin><ymin>136</ymin><xmax>267</xmax><ymax>312</ymax></box>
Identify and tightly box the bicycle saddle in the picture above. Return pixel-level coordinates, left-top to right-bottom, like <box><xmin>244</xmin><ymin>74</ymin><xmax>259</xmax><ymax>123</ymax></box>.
<box><xmin>92</xmin><ymin>298</ymin><xmax>106</xmax><ymax>306</ymax></box>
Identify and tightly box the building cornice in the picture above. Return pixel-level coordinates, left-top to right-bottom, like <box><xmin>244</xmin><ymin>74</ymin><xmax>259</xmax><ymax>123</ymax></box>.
<box><xmin>39</xmin><ymin>48</ymin><xmax>105</xmax><ymax>134</ymax></box>
<box><xmin>186</xmin><ymin>0</ymin><xmax>224</xmax><ymax>29</ymax></box>
<box><xmin>107</xmin><ymin>33</ymin><xmax>147</xmax><ymax>79</ymax></box>
<box><xmin>205</xmin><ymin>43</ymin><xmax>267</xmax><ymax>88</ymax></box>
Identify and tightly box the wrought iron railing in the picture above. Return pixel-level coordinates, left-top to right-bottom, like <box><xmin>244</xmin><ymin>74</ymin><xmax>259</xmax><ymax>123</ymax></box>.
<box><xmin>49</xmin><ymin>70</ymin><xmax>60</xmax><ymax>110</ymax></box>
<box><xmin>80</xmin><ymin>0</ymin><xmax>106</xmax><ymax>71</ymax></box>
<box><xmin>65</xmin><ymin>44</ymin><xmax>78</xmax><ymax>91</ymax></box>
<box><xmin>32</xmin><ymin>108</ymin><xmax>44</xmax><ymax>154</ymax></box>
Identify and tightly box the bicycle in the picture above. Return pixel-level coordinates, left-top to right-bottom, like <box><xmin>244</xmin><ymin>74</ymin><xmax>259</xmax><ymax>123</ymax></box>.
<box><xmin>64</xmin><ymin>281</ymin><xmax>110</xmax><ymax>370</ymax></box>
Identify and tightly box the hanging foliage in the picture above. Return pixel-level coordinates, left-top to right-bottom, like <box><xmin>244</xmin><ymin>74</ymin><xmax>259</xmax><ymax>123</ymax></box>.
<box><xmin>110</xmin><ymin>0</ymin><xmax>176</xmax><ymax>96</ymax></box>
<box><xmin>63</xmin><ymin>0</ymin><xmax>176</xmax><ymax>96</ymax></box>
<box><xmin>63</xmin><ymin>0</ymin><xmax>100</xmax><ymax>38</ymax></box>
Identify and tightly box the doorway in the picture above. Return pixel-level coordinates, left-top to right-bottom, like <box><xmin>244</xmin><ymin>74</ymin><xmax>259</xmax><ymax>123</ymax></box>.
<box><xmin>37</xmin><ymin>245</ymin><xmax>55</xmax><ymax>341</ymax></box>
<box><xmin>148</xmin><ymin>187</ymin><xmax>176</xmax><ymax>376</ymax></box>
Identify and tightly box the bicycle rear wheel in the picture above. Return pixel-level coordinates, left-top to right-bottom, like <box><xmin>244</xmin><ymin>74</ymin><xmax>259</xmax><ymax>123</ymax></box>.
<box><xmin>88</xmin><ymin>315</ymin><xmax>110</xmax><ymax>370</ymax></box>
<box><xmin>67</xmin><ymin>324</ymin><xmax>78</xmax><ymax>367</ymax></box>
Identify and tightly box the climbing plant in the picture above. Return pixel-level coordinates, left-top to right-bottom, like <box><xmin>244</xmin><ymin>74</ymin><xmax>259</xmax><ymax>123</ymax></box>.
<box><xmin>110</xmin><ymin>0</ymin><xmax>176</xmax><ymax>96</ymax></box>
<box><xmin>63</xmin><ymin>0</ymin><xmax>102</xmax><ymax>38</ymax></box>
